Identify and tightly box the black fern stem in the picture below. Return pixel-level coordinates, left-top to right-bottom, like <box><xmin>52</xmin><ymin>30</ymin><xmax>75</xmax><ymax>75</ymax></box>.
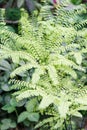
<box><xmin>64</xmin><ymin>119</ymin><xmax>68</xmax><ymax>130</ymax></box>
<box><xmin>0</xmin><ymin>19</ymin><xmax>18</xmax><ymax>24</ymax></box>
<box><xmin>69</xmin><ymin>116</ymin><xmax>72</xmax><ymax>130</ymax></box>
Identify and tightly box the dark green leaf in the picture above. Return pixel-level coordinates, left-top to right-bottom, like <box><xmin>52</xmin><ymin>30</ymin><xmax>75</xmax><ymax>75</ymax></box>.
<box><xmin>10</xmin><ymin>98</ymin><xmax>17</xmax><ymax>107</ymax></box>
<box><xmin>18</xmin><ymin>111</ymin><xmax>28</xmax><ymax>123</ymax></box>
<box><xmin>71</xmin><ymin>0</ymin><xmax>82</xmax><ymax>5</ymax></box>
<box><xmin>25</xmin><ymin>98</ymin><xmax>38</xmax><ymax>112</ymax></box>
<box><xmin>28</xmin><ymin>113</ymin><xmax>39</xmax><ymax>122</ymax></box>
<box><xmin>2</xmin><ymin>104</ymin><xmax>15</xmax><ymax>113</ymax></box>
<box><xmin>10</xmin><ymin>122</ymin><xmax>16</xmax><ymax>128</ymax></box>
<box><xmin>1</xmin><ymin>84</ymin><xmax>10</xmax><ymax>91</ymax></box>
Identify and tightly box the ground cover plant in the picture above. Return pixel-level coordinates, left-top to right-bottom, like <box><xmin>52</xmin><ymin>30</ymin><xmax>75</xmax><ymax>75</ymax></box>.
<box><xmin>0</xmin><ymin>1</ymin><xmax>87</xmax><ymax>130</ymax></box>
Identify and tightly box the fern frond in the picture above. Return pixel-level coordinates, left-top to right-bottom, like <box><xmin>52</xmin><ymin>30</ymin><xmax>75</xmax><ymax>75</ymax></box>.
<box><xmin>49</xmin><ymin>54</ymin><xmax>84</xmax><ymax>71</ymax></box>
<box><xmin>31</xmin><ymin>67</ymin><xmax>45</xmax><ymax>84</ymax></box>
<box><xmin>16</xmin><ymin>88</ymin><xmax>46</xmax><ymax>100</ymax></box>
<box><xmin>75</xmin><ymin>19</ymin><xmax>87</xmax><ymax>29</ymax></box>
<box><xmin>35</xmin><ymin>116</ymin><xmax>58</xmax><ymax>129</ymax></box>
<box><xmin>46</xmin><ymin>65</ymin><xmax>59</xmax><ymax>85</ymax></box>
<box><xmin>0</xmin><ymin>47</ymin><xmax>36</xmax><ymax>63</ymax></box>
<box><xmin>10</xmin><ymin>63</ymin><xmax>39</xmax><ymax>78</ymax></box>
<box><xmin>39</xmin><ymin>94</ymin><xmax>57</xmax><ymax>109</ymax></box>
<box><xmin>58</xmin><ymin>65</ymin><xmax>77</xmax><ymax>79</ymax></box>
<box><xmin>0</xmin><ymin>6</ymin><xmax>87</xmax><ymax>129</ymax></box>
<box><xmin>9</xmin><ymin>79</ymin><xmax>36</xmax><ymax>90</ymax></box>
<box><xmin>18</xmin><ymin>9</ymin><xmax>34</xmax><ymax>37</ymax></box>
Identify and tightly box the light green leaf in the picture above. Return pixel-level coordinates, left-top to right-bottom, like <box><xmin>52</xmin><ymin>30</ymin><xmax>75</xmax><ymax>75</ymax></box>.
<box><xmin>58</xmin><ymin>100</ymin><xmax>71</xmax><ymax>118</ymax></box>
<box><xmin>12</xmin><ymin>55</ymin><xmax>19</xmax><ymax>63</ymax></box>
<box><xmin>32</xmin><ymin>67</ymin><xmax>44</xmax><ymax>84</ymax></box>
<box><xmin>77</xmin><ymin>106</ymin><xmax>87</xmax><ymax>111</ymax></box>
<box><xmin>74</xmin><ymin>52</ymin><xmax>82</xmax><ymax>65</ymax></box>
<box><xmin>47</xmin><ymin>65</ymin><xmax>59</xmax><ymax>85</ymax></box>
<box><xmin>75</xmin><ymin>97</ymin><xmax>87</xmax><ymax>105</ymax></box>
<box><xmin>39</xmin><ymin>95</ymin><xmax>56</xmax><ymax>109</ymax></box>
<box><xmin>54</xmin><ymin>93</ymin><xmax>71</xmax><ymax>118</ymax></box>
<box><xmin>72</xmin><ymin>111</ymin><xmax>82</xmax><ymax>118</ymax></box>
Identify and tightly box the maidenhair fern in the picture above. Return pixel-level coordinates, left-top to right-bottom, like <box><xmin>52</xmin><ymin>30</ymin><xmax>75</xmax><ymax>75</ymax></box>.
<box><xmin>0</xmin><ymin>5</ymin><xmax>87</xmax><ymax>129</ymax></box>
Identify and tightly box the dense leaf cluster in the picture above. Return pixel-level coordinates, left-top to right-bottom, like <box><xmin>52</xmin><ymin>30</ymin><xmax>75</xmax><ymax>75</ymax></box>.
<box><xmin>0</xmin><ymin>2</ymin><xmax>87</xmax><ymax>130</ymax></box>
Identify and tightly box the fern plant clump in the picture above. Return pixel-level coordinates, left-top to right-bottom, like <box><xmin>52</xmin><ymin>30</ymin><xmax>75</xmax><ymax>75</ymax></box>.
<box><xmin>0</xmin><ymin>5</ymin><xmax>87</xmax><ymax>129</ymax></box>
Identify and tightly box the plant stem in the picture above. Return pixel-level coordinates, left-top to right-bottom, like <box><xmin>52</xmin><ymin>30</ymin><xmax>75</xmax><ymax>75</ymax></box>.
<box><xmin>16</xmin><ymin>127</ymin><xmax>19</xmax><ymax>130</ymax></box>
<box><xmin>64</xmin><ymin>119</ymin><xmax>68</xmax><ymax>130</ymax></box>
<box><xmin>69</xmin><ymin>116</ymin><xmax>72</xmax><ymax>130</ymax></box>
<box><xmin>15</xmin><ymin>108</ymin><xmax>18</xmax><ymax>118</ymax></box>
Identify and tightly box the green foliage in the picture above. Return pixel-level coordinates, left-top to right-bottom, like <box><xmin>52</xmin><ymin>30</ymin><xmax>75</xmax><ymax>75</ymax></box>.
<box><xmin>5</xmin><ymin>8</ymin><xmax>21</xmax><ymax>21</ymax></box>
<box><xmin>18</xmin><ymin>98</ymin><xmax>39</xmax><ymax>123</ymax></box>
<box><xmin>71</xmin><ymin>0</ymin><xmax>82</xmax><ymax>5</ymax></box>
<box><xmin>0</xmin><ymin>3</ymin><xmax>87</xmax><ymax>130</ymax></box>
<box><xmin>0</xmin><ymin>118</ymin><xmax>16</xmax><ymax>130</ymax></box>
